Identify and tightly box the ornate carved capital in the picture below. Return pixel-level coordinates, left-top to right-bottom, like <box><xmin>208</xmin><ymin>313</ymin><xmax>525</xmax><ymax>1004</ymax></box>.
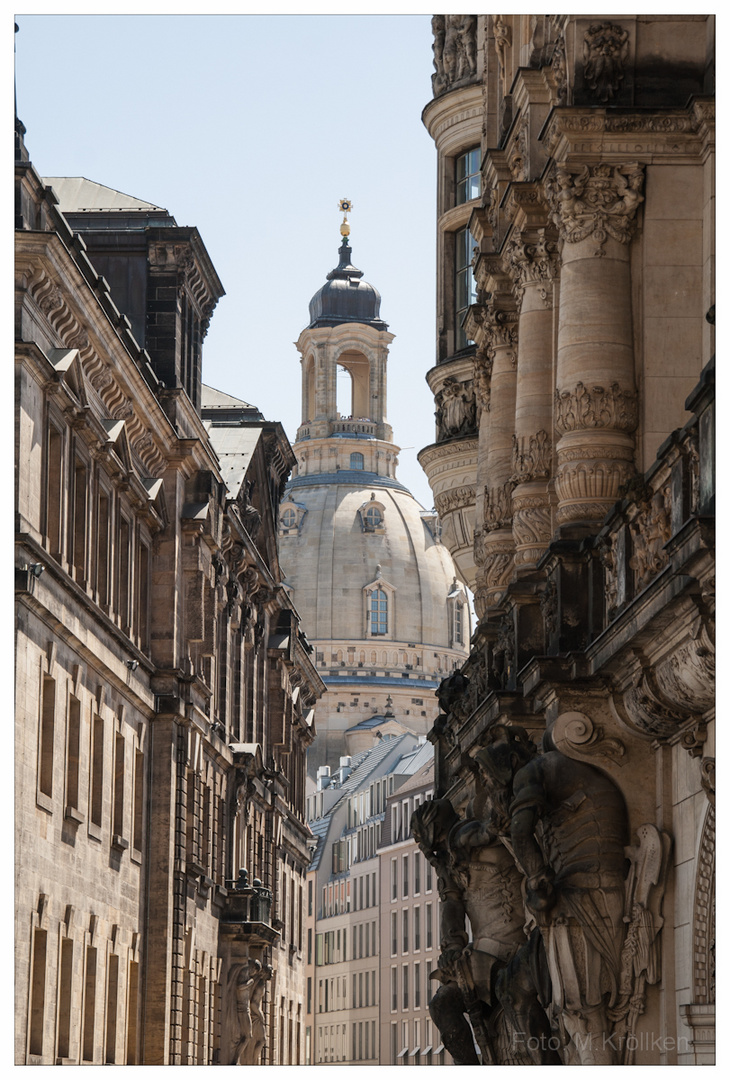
<box><xmin>512</xmin><ymin>429</ymin><xmax>552</xmax><ymax>482</ymax></box>
<box><xmin>555</xmin><ymin>381</ymin><xmax>638</xmax><ymax>435</ymax></box>
<box><xmin>546</xmin><ymin>162</ymin><xmax>644</xmax><ymax>253</ymax></box>
<box><xmin>503</xmin><ymin>233</ymin><xmax>560</xmax><ymax>305</ymax></box>
<box><xmin>483</xmin><ymin>304</ymin><xmax>519</xmax><ymax>365</ymax></box>
<box><xmin>483</xmin><ymin>480</ymin><xmax>514</xmax><ymax>532</ymax></box>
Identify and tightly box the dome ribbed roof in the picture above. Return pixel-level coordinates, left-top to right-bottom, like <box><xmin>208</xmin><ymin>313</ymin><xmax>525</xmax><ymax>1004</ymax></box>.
<box><xmin>308</xmin><ymin>241</ymin><xmax>387</xmax><ymax>330</ymax></box>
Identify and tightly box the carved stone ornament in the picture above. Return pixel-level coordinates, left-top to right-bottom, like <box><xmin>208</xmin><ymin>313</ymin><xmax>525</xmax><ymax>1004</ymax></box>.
<box><xmin>583</xmin><ymin>22</ymin><xmax>629</xmax><ymax>104</ymax></box>
<box><xmin>493</xmin><ymin>15</ymin><xmax>512</xmax><ymax>97</ymax></box>
<box><xmin>503</xmin><ymin>235</ymin><xmax>559</xmax><ymax>305</ymax></box>
<box><xmin>700</xmin><ymin>756</ymin><xmax>715</xmax><ymax>807</ymax></box>
<box><xmin>629</xmin><ymin>483</ymin><xmax>671</xmax><ymax>591</ymax></box>
<box><xmin>540</xmin><ymin>577</ymin><xmax>557</xmax><ymax>638</ymax></box>
<box><xmin>551</xmin><ymin>34</ymin><xmax>568</xmax><ymax>105</ymax></box>
<box><xmin>473</xmin><ymin>351</ymin><xmax>493</xmax><ymax>415</ymax></box>
<box><xmin>547</xmin><ymin>162</ymin><xmax>644</xmax><ymax>253</ymax></box>
<box><xmin>435</xmin><ymin>377</ymin><xmax>477</xmax><ymax>440</ymax></box>
<box><xmin>483</xmin><ymin>481</ymin><xmax>514</xmax><ymax>532</ymax></box>
<box><xmin>608</xmin><ymin>824</ymin><xmax>671</xmax><ymax>1064</ymax></box>
<box><xmin>434</xmin><ymin>484</ymin><xmax>476</xmax><ymax>517</ymax></box>
<box><xmin>512</xmin><ymin>429</ymin><xmax>551</xmax><ymax>482</ymax></box>
<box><xmin>431</xmin><ymin>13</ymin><xmax>478</xmax><ymax>97</ymax></box>
<box><xmin>483</xmin><ymin>306</ymin><xmax>518</xmax><ymax>363</ymax></box>
<box><xmin>597</xmin><ymin>536</ymin><xmax>619</xmax><ymax>617</ymax></box>
<box><xmin>469</xmin><ymin>725</ymin><xmax>637</xmax><ymax>1064</ymax></box>
<box><xmin>555</xmin><ymin>381</ymin><xmax>638</xmax><ymax>435</ymax></box>
<box><xmin>508</xmin><ymin>116</ymin><xmax>528</xmax><ymax>181</ymax></box>
<box><xmin>551</xmin><ymin>710</ymin><xmax>626</xmax><ymax>766</ymax></box>
<box><xmin>511</xmin><ymin>500</ymin><xmax>552</xmax><ymax>565</ymax></box>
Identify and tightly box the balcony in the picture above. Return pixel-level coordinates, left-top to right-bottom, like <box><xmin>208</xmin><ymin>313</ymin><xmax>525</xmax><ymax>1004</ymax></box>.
<box><xmin>221</xmin><ymin>872</ymin><xmax>279</xmax><ymax>946</ymax></box>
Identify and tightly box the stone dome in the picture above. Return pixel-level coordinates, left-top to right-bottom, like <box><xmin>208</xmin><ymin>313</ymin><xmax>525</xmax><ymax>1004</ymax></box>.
<box><xmin>279</xmin><ymin>472</ymin><xmax>467</xmax><ymax>663</ymax></box>
<box><xmin>307</xmin><ymin>240</ymin><xmax>387</xmax><ymax>330</ymax></box>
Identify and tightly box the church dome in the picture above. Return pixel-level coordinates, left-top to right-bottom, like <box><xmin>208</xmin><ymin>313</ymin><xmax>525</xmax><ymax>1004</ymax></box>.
<box><xmin>279</xmin><ymin>474</ymin><xmax>467</xmax><ymax>663</ymax></box>
<box><xmin>307</xmin><ymin>240</ymin><xmax>388</xmax><ymax>330</ymax></box>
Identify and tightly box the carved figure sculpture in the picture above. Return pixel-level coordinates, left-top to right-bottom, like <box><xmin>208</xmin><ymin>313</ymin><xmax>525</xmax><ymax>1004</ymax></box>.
<box><xmin>229</xmin><ymin>959</ymin><xmax>257</xmax><ymax>1065</ymax></box>
<box><xmin>412</xmin><ymin>796</ymin><xmax>557</xmax><ymax>1065</ymax></box>
<box><xmin>583</xmin><ymin>22</ymin><xmax>629</xmax><ymax>103</ymax></box>
<box><xmin>475</xmin><ymin>724</ymin><xmax>630</xmax><ymax>1064</ymax></box>
<box><xmin>249</xmin><ymin>963</ymin><xmax>273</xmax><ymax>1065</ymax></box>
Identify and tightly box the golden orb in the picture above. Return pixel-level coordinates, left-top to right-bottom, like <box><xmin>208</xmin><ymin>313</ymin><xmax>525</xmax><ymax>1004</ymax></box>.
<box><xmin>340</xmin><ymin>221</ymin><xmax>351</xmax><ymax>237</ymax></box>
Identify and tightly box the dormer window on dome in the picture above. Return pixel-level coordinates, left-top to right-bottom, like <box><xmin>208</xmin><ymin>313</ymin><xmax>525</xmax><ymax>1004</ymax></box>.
<box><xmin>279</xmin><ymin>499</ymin><xmax>307</xmax><ymax>537</ymax></box>
<box><xmin>359</xmin><ymin>495</ymin><xmax>385</xmax><ymax>533</ymax></box>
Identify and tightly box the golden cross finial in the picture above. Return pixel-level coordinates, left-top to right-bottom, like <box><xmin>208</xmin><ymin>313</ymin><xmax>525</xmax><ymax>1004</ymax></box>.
<box><xmin>338</xmin><ymin>199</ymin><xmax>352</xmax><ymax>239</ymax></box>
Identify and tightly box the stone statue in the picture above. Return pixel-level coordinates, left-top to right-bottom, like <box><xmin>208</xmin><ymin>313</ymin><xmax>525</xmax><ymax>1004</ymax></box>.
<box><xmin>412</xmin><ymin>796</ymin><xmax>556</xmax><ymax>1065</ymax></box>
<box><xmin>474</xmin><ymin>724</ymin><xmax>630</xmax><ymax>1064</ymax></box>
<box><xmin>432</xmin><ymin>14</ymin><xmax>478</xmax><ymax>96</ymax></box>
<box><xmin>228</xmin><ymin>958</ymin><xmax>272</xmax><ymax>1065</ymax></box>
<box><xmin>229</xmin><ymin>959</ymin><xmax>257</xmax><ymax>1065</ymax></box>
<box><xmin>249</xmin><ymin>962</ymin><xmax>273</xmax><ymax>1065</ymax></box>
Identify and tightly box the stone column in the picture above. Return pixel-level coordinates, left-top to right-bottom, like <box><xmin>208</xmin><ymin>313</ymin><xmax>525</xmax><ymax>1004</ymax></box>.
<box><xmin>547</xmin><ymin>162</ymin><xmax>644</xmax><ymax>530</ymax></box>
<box><xmin>503</xmin><ymin>224</ymin><xmax>559</xmax><ymax>569</ymax></box>
<box><xmin>471</xmin><ymin>286</ymin><xmax>518</xmax><ymax>616</ymax></box>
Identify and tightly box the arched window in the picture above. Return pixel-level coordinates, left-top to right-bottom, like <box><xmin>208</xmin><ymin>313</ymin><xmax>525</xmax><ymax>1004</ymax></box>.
<box><xmin>282</xmin><ymin>508</ymin><xmax>296</xmax><ymax>529</ymax></box>
<box><xmin>350</xmin><ymin>452</ymin><xmax>364</xmax><ymax>470</ymax></box>
<box><xmin>370</xmin><ymin>589</ymin><xmax>388</xmax><ymax>635</ymax></box>
<box><xmin>365</xmin><ymin>506</ymin><xmax>381</xmax><ymax>529</ymax></box>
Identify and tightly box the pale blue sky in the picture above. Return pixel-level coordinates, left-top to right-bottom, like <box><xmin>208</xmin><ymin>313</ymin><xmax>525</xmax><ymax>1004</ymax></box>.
<box><xmin>15</xmin><ymin>13</ymin><xmax>441</xmax><ymax>508</ymax></box>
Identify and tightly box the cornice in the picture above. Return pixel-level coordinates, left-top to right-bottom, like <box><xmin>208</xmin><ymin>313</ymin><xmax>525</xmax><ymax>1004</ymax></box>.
<box><xmin>541</xmin><ymin>104</ymin><xmax>711</xmax><ymax>161</ymax></box>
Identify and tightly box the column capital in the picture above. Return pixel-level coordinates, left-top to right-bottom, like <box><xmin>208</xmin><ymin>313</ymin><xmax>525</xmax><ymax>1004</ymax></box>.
<box><xmin>546</xmin><ymin>161</ymin><xmax>644</xmax><ymax>254</ymax></box>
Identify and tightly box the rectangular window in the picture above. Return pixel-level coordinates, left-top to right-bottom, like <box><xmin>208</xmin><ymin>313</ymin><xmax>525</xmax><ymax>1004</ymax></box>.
<box><xmin>113</xmin><ymin>732</ymin><xmax>125</xmax><ymax>841</ymax></box>
<box><xmin>414</xmin><ymin>853</ymin><xmax>421</xmax><ymax>895</ymax></box>
<box><xmin>365</xmin><ymin>874</ymin><xmax>370</xmax><ymax>908</ymax></box>
<box><xmin>72</xmin><ymin>457</ymin><xmax>88</xmax><ymax>584</ymax></box>
<box><xmin>133</xmin><ymin>749</ymin><xmax>144</xmax><ymax>852</ymax></box>
<box><xmin>359</xmin><ymin>923</ymin><xmax>363</xmax><ymax>958</ymax></box>
<box><xmin>455</xmin><ymin>146</ymin><xmax>481</xmax><ymax>205</ymax></box>
<box><xmin>402</xmin><ymin>964</ymin><xmax>409</xmax><ymax>1010</ymax></box>
<box><xmin>308</xmin><ymin>879</ymin><xmax>313</xmax><ymax>916</ymax></box>
<box><xmin>137</xmin><ymin>541</ymin><xmax>150</xmax><ymax>651</ymax></box>
<box><xmin>414</xmin><ymin>906</ymin><xmax>421</xmax><ymax>952</ymax></box>
<box><xmin>38</xmin><ymin>675</ymin><xmax>56</xmax><ymax>800</ymax></box>
<box><xmin>391</xmin><ymin>858</ymin><xmax>397</xmax><ymax>900</ymax></box>
<box><xmin>391</xmin><ymin>967</ymin><xmax>397</xmax><ymax>1012</ymax></box>
<box><xmin>426</xmin><ymin>903</ymin><xmax>433</xmax><ymax>949</ymax></box>
<box><xmin>426</xmin><ymin>859</ymin><xmax>433</xmax><ymax>893</ymax></box>
<box><xmin>365</xmin><ymin>921</ymin><xmax>370</xmax><ymax>957</ymax></box>
<box><xmin>307</xmin><ymin>977</ymin><xmax>312</xmax><ymax>1015</ymax></box>
<box><xmin>402</xmin><ymin>855</ymin><xmax>409</xmax><ymax>898</ymax></box>
<box><xmin>96</xmin><ymin>489</ymin><xmax>110</xmax><ymax>607</ymax></box>
<box><xmin>90</xmin><ymin>713</ymin><xmax>104</xmax><ymax>829</ymax></box>
<box><xmin>29</xmin><ymin>928</ymin><xmax>47</xmax><ymax>1057</ymax></box>
<box><xmin>391</xmin><ymin>912</ymin><xmax>397</xmax><ymax>956</ymax></box>
<box><xmin>402</xmin><ymin>910</ymin><xmax>409</xmax><ymax>954</ymax></box>
<box><xmin>359</xmin><ymin>972</ymin><xmax>363</xmax><ymax>1011</ymax></box>
<box><xmin>126</xmin><ymin>960</ymin><xmax>139</xmax><ymax>1064</ymax></box>
<box><xmin>105</xmin><ymin>953</ymin><xmax>119</xmax><ymax>1063</ymax></box>
<box><xmin>426</xmin><ymin>961</ymin><xmax>434</xmax><ymax>1004</ymax></box>
<box><xmin>414</xmin><ymin>963</ymin><xmax>421</xmax><ymax>1009</ymax></box>
<box><xmin>82</xmin><ymin>945</ymin><xmax>97</xmax><ymax>1061</ymax></box>
<box><xmin>372</xmin><ymin>920</ymin><xmax>377</xmax><ymax>955</ymax></box>
<box><xmin>454</xmin><ymin>227</ymin><xmax>477</xmax><ymax>351</ymax></box>
<box><xmin>57</xmin><ymin>937</ymin><xmax>73</xmax><ymax>1059</ymax></box>
<box><xmin>391</xmin><ymin>1022</ymin><xmax>398</xmax><ymax>1064</ymax></box>
<box><xmin>45</xmin><ymin>425</ymin><xmax>63</xmax><ymax>557</ymax></box>
<box><xmin>117</xmin><ymin>516</ymin><xmax>130</xmax><ymax>630</ymax></box>
<box><xmin>65</xmin><ymin>693</ymin><xmax>81</xmax><ymax>814</ymax></box>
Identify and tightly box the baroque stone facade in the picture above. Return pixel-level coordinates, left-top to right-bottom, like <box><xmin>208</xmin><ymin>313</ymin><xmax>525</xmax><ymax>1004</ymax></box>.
<box><xmin>15</xmin><ymin>121</ymin><xmax>324</xmax><ymax>1064</ymax></box>
<box><xmin>419</xmin><ymin>14</ymin><xmax>714</xmax><ymax>1066</ymax></box>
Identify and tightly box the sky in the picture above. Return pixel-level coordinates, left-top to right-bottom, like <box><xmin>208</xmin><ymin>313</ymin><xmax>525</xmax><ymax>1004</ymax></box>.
<box><xmin>14</xmin><ymin>12</ymin><xmax>442</xmax><ymax>509</ymax></box>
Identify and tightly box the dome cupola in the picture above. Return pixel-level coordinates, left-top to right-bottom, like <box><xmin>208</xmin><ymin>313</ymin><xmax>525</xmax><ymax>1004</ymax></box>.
<box><xmin>307</xmin><ymin>205</ymin><xmax>388</xmax><ymax>329</ymax></box>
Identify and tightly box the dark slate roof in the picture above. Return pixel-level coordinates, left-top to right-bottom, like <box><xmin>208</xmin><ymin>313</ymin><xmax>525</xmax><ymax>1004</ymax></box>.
<box><xmin>307</xmin><ymin>241</ymin><xmax>388</xmax><ymax>330</ymax></box>
<box><xmin>285</xmin><ymin>470</ymin><xmax>409</xmax><ymax>492</ymax></box>
<box><xmin>308</xmin><ymin>733</ymin><xmax>413</xmax><ymax>871</ymax></box>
